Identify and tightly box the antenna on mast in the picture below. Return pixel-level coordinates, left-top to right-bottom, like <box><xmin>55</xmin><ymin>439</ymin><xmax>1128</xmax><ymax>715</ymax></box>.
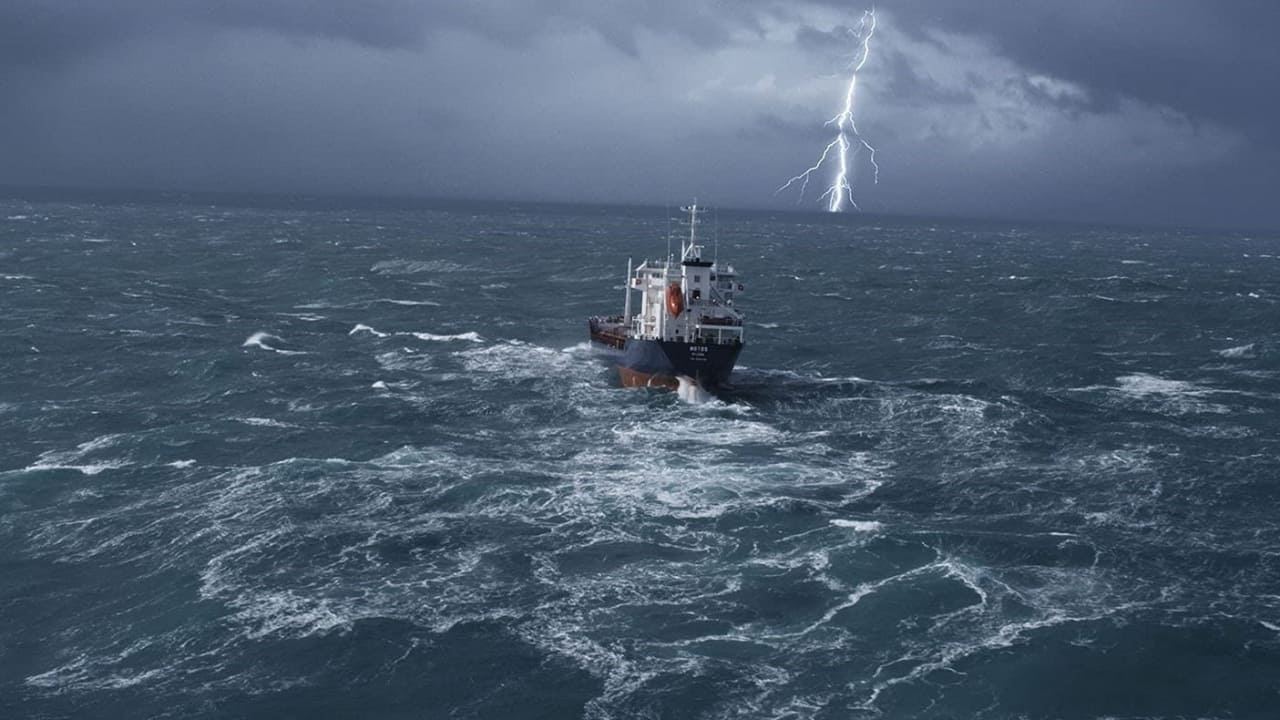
<box><xmin>714</xmin><ymin>205</ymin><xmax>719</xmax><ymax>264</ymax></box>
<box><xmin>679</xmin><ymin>199</ymin><xmax>703</xmax><ymax>261</ymax></box>
<box><xmin>666</xmin><ymin>200</ymin><xmax>673</xmax><ymax>261</ymax></box>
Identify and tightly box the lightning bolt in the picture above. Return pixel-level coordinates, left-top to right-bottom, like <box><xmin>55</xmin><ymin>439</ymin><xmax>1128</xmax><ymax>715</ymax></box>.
<box><xmin>778</xmin><ymin>8</ymin><xmax>879</xmax><ymax>212</ymax></box>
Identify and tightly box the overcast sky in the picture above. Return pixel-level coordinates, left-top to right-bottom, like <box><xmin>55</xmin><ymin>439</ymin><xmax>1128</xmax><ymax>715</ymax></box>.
<box><xmin>2</xmin><ymin>1</ymin><xmax>1277</xmax><ymax>228</ymax></box>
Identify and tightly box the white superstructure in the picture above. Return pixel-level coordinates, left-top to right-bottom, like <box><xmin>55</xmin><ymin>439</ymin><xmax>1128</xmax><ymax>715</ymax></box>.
<box><xmin>622</xmin><ymin>202</ymin><xmax>744</xmax><ymax>346</ymax></box>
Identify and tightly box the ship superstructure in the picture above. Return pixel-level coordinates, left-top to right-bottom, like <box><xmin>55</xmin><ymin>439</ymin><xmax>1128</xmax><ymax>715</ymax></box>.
<box><xmin>588</xmin><ymin>202</ymin><xmax>745</xmax><ymax>391</ymax></box>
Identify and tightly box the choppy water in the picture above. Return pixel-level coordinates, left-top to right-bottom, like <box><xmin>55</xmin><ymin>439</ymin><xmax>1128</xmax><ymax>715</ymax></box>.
<box><xmin>3</xmin><ymin>191</ymin><xmax>1280</xmax><ymax>719</ymax></box>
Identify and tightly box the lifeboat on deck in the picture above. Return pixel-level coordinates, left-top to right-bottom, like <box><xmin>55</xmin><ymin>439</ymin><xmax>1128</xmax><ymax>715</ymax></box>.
<box><xmin>665</xmin><ymin>282</ymin><xmax>684</xmax><ymax>317</ymax></box>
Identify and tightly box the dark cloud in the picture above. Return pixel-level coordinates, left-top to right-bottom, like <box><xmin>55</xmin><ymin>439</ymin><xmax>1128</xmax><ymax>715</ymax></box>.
<box><xmin>794</xmin><ymin>24</ymin><xmax>859</xmax><ymax>53</ymax></box>
<box><xmin>0</xmin><ymin>1</ymin><xmax>760</xmax><ymax>69</ymax></box>
<box><xmin>877</xmin><ymin>47</ymin><xmax>975</xmax><ymax>108</ymax></box>
<box><xmin>0</xmin><ymin>0</ymin><xmax>150</xmax><ymax>69</ymax></box>
<box><xmin>0</xmin><ymin>0</ymin><xmax>1276</xmax><ymax>229</ymax></box>
<box><xmin>883</xmin><ymin>0</ymin><xmax>1280</xmax><ymax>142</ymax></box>
<box><xmin>199</xmin><ymin>0</ymin><xmax>430</xmax><ymax>49</ymax></box>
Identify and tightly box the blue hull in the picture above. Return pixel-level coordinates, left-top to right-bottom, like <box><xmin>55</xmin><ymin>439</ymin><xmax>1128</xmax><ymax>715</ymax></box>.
<box><xmin>589</xmin><ymin>319</ymin><xmax>742</xmax><ymax>389</ymax></box>
<box><xmin>619</xmin><ymin>338</ymin><xmax>742</xmax><ymax>389</ymax></box>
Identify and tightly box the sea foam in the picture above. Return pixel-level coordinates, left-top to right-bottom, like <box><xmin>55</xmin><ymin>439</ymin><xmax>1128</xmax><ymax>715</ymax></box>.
<box><xmin>242</xmin><ymin>332</ymin><xmax>307</xmax><ymax>355</ymax></box>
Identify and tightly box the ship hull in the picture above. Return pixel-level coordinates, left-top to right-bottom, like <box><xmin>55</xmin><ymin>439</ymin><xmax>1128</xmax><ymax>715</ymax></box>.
<box><xmin>589</xmin><ymin>319</ymin><xmax>742</xmax><ymax>390</ymax></box>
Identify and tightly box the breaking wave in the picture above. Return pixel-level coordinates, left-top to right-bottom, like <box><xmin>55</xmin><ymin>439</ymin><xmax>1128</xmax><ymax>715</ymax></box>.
<box><xmin>1216</xmin><ymin>343</ymin><xmax>1256</xmax><ymax>359</ymax></box>
<box><xmin>242</xmin><ymin>331</ymin><xmax>307</xmax><ymax>355</ymax></box>
<box><xmin>349</xmin><ymin>323</ymin><xmax>482</xmax><ymax>342</ymax></box>
<box><xmin>8</xmin><ymin>195</ymin><xmax>1280</xmax><ymax>719</ymax></box>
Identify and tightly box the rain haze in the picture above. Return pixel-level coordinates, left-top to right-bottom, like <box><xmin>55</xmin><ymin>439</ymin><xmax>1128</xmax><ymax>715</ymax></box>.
<box><xmin>2</xmin><ymin>0</ymin><xmax>1278</xmax><ymax>229</ymax></box>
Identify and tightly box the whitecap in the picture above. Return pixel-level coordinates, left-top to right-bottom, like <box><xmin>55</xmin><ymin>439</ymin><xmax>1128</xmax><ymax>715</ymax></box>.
<box><xmin>830</xmin><ymin>519</ymin><xmax>883</xmax><ymax>532</ymax></box>
<box><xmin>242</xmin><ymin>331</ymin><xmax>307</xmax><ymax>354</ymax></box>
<box><xmin>349</xmin><ymin>324</ymin><xmax>480</xmax><ymax>342</ymax></box>
<box><xmin>374</xmin><ymin>298</ymin><xmax>441</xmax><ymax>307</ymax></box>
<box><xmin>24</xmin><ymin>461</ymin><xmax>125</xmax><ymax>476</ymax></box>
<box><xmin>23</xmin><ymin>434</ymin><xmax>130</xmax><ymax>475</ymax></box>
<box><xmin>230</xmin><ymin>591</ymin><xmax>349</xmax><ymax>639</ymax></box>
<box><xmin>26</xmin><ymin>653</ymin><xmax>167</xmax><ymax>691</ymax></box>
<box><xmin>1216</xmin><ymin>343</ymin><xmax>1255</xmax><ymax>359</ymax></box>
<box><xmin>1115</xmin><ymin>373</ymin><xmax>1205</xmax><ymax>397</ymax></box>
<box><xmin>1076</xmin><ymin>373</ymin><xmax>1234</xmax><ymax>416</ymax></box>
<box><xmin>349</xmin><ymin>324</ymin><xmax>388</xmax><ymax>338</ymax></box>
<box><xmin>676</xmin><ymin>375</ymin><xmax>714</xmax><ymax>404</ymax></box>
<box><xmin>410</xmin><ymin>331</ymin><xmax>482</xmax><ymax>342</ymax></box>
<box><xmin>238</xmin><ymin>417</ymin><xmax>294</xmax><ymax>428</ymax></box>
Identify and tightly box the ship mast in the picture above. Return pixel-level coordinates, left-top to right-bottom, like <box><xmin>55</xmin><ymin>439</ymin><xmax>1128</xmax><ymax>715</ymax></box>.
<box><xmin>623</xmin><ymin>257</ymin><xmax>632</xmax><ymax>323</ymax></box>
<box><xmin>680</xmin><ymin>200</ymin><xmax>701</xmax><ymax>261</ymax></box>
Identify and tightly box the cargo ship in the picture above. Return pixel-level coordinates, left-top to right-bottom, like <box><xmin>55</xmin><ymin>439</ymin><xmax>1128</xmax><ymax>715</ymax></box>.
<box><xmin>588</xmin><ymin>202</ymin><xmax>744</xmax><ymax>392</ymax></box>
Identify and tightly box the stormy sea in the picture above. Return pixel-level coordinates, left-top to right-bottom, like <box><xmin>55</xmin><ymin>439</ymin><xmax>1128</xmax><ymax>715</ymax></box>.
<box><xmin>4</xmin><ymin>189</ymin><xmax>1280</xmax><ymax>720</ymax></box>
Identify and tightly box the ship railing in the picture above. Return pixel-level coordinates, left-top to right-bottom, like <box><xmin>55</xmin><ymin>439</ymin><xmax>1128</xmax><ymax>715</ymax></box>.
<box><xmin>708</xmin><ymin>284</ymin><xmax>740</xmax><ymax>307</ymax></box>
<box><xmin>694</xmin><ymin>324</ymin><xmax>744</xmax><ymax>345</ymax></box>
<box><xmin>697</xmin><ymin>315</ymin><xmax>740</xmax><ymax>327</ymax></box>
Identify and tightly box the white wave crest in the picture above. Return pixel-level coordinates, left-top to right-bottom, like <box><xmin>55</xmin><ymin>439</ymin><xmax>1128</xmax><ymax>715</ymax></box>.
<box><xmin>1115</xmin><ymin>373</ymin><xmax>1206</xmax><ymax>397</ymax></box>
<box><xmin>830</xmin><ymin>519</ymin><xmax>884</xmax><ymax>532</ymax></box>
<box><xmin>26</xmin><ymin>650</ymin><xmax>167</xmax><ymax>691</ymax></box>
<box><xmin>374</xmin><ymin>298</ymin><xmax>441</xmax><ymax>306</ymax></box>
<box><xmin>1102</xmin><ymin>373</ymin><xmax>1234</xmax><ymax>415</ymax></box>
<box><xmin>350</xmin><ymin>324</ymin><xmax>481</xmax><ymax>343</ymax></box>
<box><xmin>349</xmin><ymin>324</ymin><xmax>388</xmax><ymax>338</ymax></box>
<box><xmin>237</xmin><ymin>417</ymin><xmax>295</xmax><ymax>428</ymax></box>
<box><xmin>242</xmin><ymin>332</ymin><xmax>307</xmax><ymax>355</ymax></box>
<box><xmin>1216</xmin><ymin>343</ymin><xmax>1255</xmax><ymax>359</ymax></box>
<box><xmin>230</xmin><ymin>591</ymin><xmax>349</xmax><ymax>639</ymax></box>
<box><xmin>676</xmin><ymin>375</ymin><xmax>714</xmax><ymax>404</ymax></box>
<box><xmin>25</xmin><ymin>434</ymin><xmax>129</xmax><ymax>475</ymax></box>
<box><xmin>410</xmin><ymin>331</ymin><xmax>482</xmax><ymax>342</ymax></box>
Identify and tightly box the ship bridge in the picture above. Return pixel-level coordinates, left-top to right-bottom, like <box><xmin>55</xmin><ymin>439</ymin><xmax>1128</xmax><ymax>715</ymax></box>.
<box><xmin>624</xmin><ymin>203</ymin><xmax>744</xmax><ymax>346</ymax></box>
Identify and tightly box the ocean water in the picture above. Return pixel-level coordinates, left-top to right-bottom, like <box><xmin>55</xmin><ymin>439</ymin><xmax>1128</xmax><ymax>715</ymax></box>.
<box><xmin>3</xmin><ymin>191</ymin><xmax>1280</xmax><ymax>719</ymax></box>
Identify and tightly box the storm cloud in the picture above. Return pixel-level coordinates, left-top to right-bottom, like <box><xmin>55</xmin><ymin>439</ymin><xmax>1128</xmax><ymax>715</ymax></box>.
<box><xmin>2</xmin><ymin>0</ymin><xmax>1277</xmax><ymax>228</ymax></box>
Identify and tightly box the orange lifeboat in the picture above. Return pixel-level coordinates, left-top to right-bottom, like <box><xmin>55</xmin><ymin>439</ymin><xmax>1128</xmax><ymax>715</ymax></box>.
<box><xmin>665</xmin><ymin>282</ymin><xmax>684</xmax><ymax>317</ymax></box>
